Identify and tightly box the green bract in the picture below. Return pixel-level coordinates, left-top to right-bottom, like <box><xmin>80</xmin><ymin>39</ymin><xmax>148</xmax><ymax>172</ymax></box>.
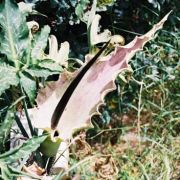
<box><xmin>39</xmin><ymin>129</ymin><xmax>62</xmax><ymax>157</ymax></box>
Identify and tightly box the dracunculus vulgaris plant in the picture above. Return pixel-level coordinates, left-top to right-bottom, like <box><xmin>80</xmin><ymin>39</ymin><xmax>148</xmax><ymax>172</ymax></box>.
<box><xmin>0</xmin><ymin>0</ymin><xmax>171</xmax><ymax>178</ymax></box>
<box><xmin>31</xmin><ymin>12</ymin><xmax>171</xmax><ymax>173</ymax></box>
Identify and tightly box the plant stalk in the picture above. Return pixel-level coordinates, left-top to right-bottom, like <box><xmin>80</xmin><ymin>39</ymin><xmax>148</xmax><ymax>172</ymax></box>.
<box><xmin>19</xmin><ymin>84</ymin><xmax>36</xmax><ymax>136</ymax></box>
<box><xmin>14</xmin><ymin>114</ymin><xmax>29</xmax><ymax>138</ymax></box>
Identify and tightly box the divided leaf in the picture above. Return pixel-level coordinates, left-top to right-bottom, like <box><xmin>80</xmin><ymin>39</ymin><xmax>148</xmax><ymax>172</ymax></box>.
<box><xmin>38</xmin><ymin>59</ymin><xmax>63</xmax><ymax>72</ymax></box>
<box><xmin>0</xmin><ymin>135</ymin><xmax>47</xmax><ymax>164</ymax></box>
<box><xmin>0</xmin><ymin>110</ymin><xmax>14</xmax><ymax>149</ymax></box>
<box><xmin>25</xmin><ymin>68</ymin><xmax>60</xmax><ymax>78</ymax></box>
<box><xmin>0</xmin><ymin>64</ymin><xmax>19</xmax><ymax>96</ymax></box>
<box><xmin>0</xmin><ymin>0</ymin><xmax>29</xmax><ymax>65</ymax></box>
<box><xmin>90</xmin><ymin>14</ymin><xmax>111</xmax><ymax>45</ymax></box>
<box><xmin>0</xmin><ymin>163</ymin><xmax>40</xmax><ymax>180</ymax></box>
<box><xmin>32</xmin><ymin>13</ymin><xmax>171</xmax><ymax>140</ymax></box>
<box><xmin>48</xmin><ymin>35</ymin><xmax>70</xmax><ymax>67</ymax></box>
<box><xmin>31</xmin><ymin>25</ymin><xmax>50</xmax><ymax>60</ymax></box>
<box><xmin>19</xmin><ymin>72</ymin><xmax>36</xmax><ymax>104</ymax></box>
<box><xmin>75</xmin><ymin>0</ymin><xmax>90</xmax><ymax>19</ymax></box>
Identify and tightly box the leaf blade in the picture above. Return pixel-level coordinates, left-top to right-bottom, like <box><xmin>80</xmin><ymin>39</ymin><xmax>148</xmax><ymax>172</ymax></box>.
<box><xmin>0</xmin><ymin>135</ymin><xmax>47</xmax><ymax>164</ymax></box>
<box><xmin>0</xmin><ymin>64</ymin><xmax>19</xmax><ymax>96</ymax></box>
<box><xmin>31</xmin><ymin>25</ymin><xmax>50</xmax><ymax>61</ymax></box>
<box><xmin>25</xmin><ymin>68</ymin><xmax>60</xmax><ymax>78</ymax></box>
<box><xmin>0</xmin><ymin>110</ymin><xmax>14</xmax><ymax>151</ymax></box>
<box><xmin>0</xmin><ymin>0</ymin><xmax>29</xmax><ymax>67</ymax></box>
<box><xmin>19</xmin><ymin>72</ymin><xmax>36</xmax><ymax>104</ymax></box>
<box><xmin>38</xmin><ymin>59</ymin><xmax>63</xmax><ymax>72</ymax></box>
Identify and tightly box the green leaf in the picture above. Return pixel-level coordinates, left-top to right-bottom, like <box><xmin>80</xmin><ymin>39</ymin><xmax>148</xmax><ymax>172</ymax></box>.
<box><xmin>97</xmin><ymin>0</ymin><xmax>115</xmax><ymax>7</ymax></box>
<box><xmin>19</xmin><ymin>72</ymin><xmax>36</xmax><ymax>104</ymax></box>
<box><xmin>0</xmin><ymin>110</ymin><xmax>14</xmax><ymax>150</ymax></box>
<box><xmin>0</xmin><ymin>163</ymin><xmax>13</xmax><ymax>180</ymax></box>
<box><xmin>25</xmin><ymin>68</ymin><xmax>60</xmax><ymax>78</ymax></box>
<box><xmin>31</xmin><ymin>25</ymin><xmax>50</xmax><ymax>61</ymax></box>
<box><xmin>38</xmin><ymin>59</ymin><xmax>63</xmax><ymax>72</ymax></box>
<box><xmin>0</xmin><ymin>161</ymin><xmax>41</xmax><ymax>180</ymax></box>
<box><xmin>0</xmin><ymin>0</ymin><xmax>29</xmax><ymax>68</ymax></box>
<box><xmin>75</xmin><ymin>0</ymin><xmax>90</xmax><ymax>19</ymax></box>
<box><xmin>0</xmin><ymin>64</ymin><xmax>19</xmax><ymax>96</ymax></box>
<box><xmin>0</xmin><ymin>135</ymin><xmax>47</xmax><ymax>164</ymax></box>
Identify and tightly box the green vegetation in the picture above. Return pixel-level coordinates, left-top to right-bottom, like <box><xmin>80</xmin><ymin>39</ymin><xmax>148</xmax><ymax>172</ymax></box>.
<box><xmin>0</xmin><ymin>0</ymin><xmax>179</xmax><ymax>179</ymax></box>
<box><xmin>70</xmin><ymin>29</ymin><xmax>180</xmax><ymax>179</ymax></box>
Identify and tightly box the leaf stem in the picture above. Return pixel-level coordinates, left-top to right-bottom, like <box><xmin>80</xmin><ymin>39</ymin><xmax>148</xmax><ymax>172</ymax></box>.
<box><xmin>26</xmin><ymin>33</ymin><xmax>32</xmax><ymax>67</ymax></box>
<box><xmin>137</xmin><ymin>81</ymin><xmax>143</xmax><ymax>144</ymax></box>
<box><xmin>14</xmin><ymin>114</ymin><xmax>29</xmax><ymax>138</ymax></box>
<box><xmin>87</xmin><ymin>26</ymin><xmax>93</xmax><ymax>53</ymax></box>
<box><xmin>3</xmin><ymin>92</ymin><xmax>29</xmax><ymax>138</ymax></box>
<box><xmin>19</xmin><ymin>83</ymin><xmax>36</xmax><ymax>136</ymax></box>
<box><xmin>46</xmin><ymin>156</ymin><xmax>56</xmax><ymax>174</ymax></box>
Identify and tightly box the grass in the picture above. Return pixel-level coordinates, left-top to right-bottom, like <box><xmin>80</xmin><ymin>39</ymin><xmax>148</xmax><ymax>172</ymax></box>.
<box><xmin>0</xmin><ymin>1</ymin><xmax>179</xmax><ymax>179</ymax></box>
<box><xmin>68</xmin><ymin>29</ymin><xmax>180</xmax><ymax>179</ymax></box>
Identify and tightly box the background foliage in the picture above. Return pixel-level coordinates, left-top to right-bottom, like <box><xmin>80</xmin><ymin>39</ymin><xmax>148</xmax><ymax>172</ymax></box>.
<box><xmin>0</xmin><ymin>0</ymin><xmax>179</xmax><ymax>179</ymax></box>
